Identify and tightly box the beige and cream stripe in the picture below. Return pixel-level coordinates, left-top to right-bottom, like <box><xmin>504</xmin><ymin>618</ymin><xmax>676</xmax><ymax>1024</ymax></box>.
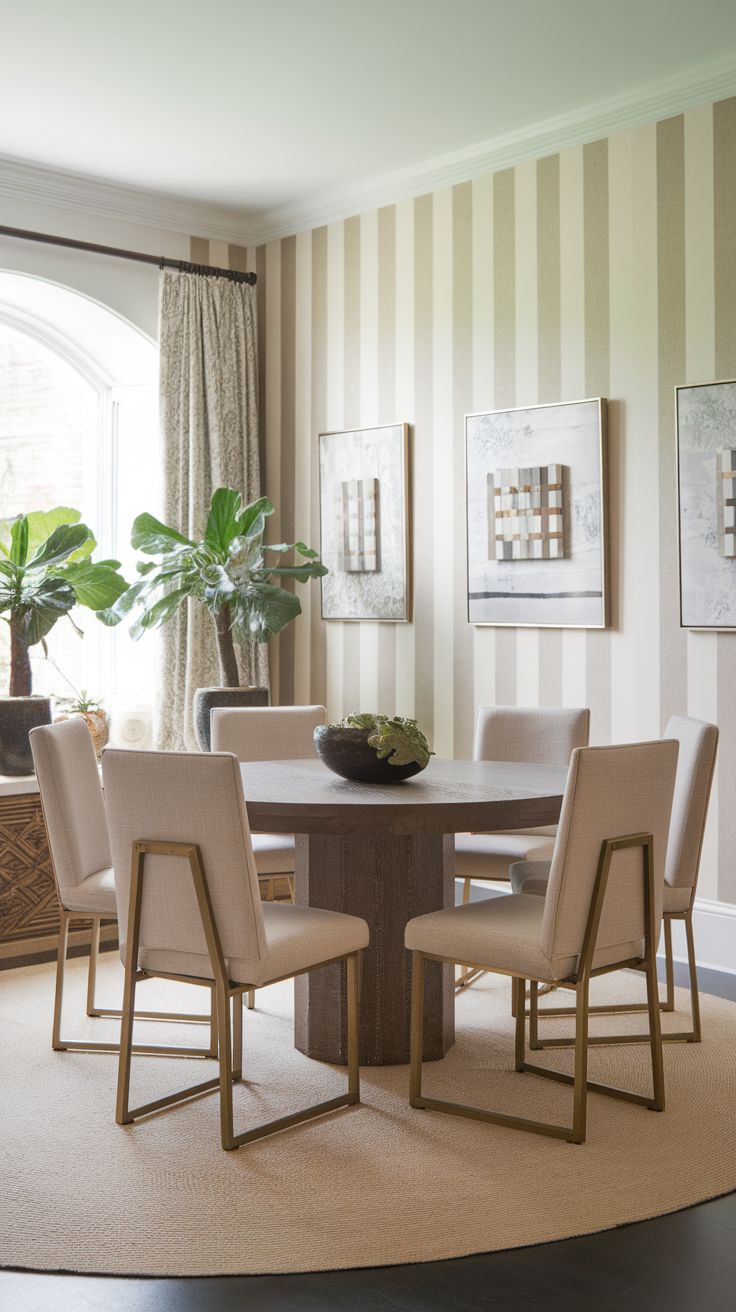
<box><xmin>190</xmin><ymin>93</ymin><xmax>736</xmax><ymax>909</ymax></box>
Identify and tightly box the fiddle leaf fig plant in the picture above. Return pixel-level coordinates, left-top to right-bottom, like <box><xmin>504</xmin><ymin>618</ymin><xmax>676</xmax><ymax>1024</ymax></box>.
<box><xmin>105</xmin><ymin>488</ymin><xmax>328</xmax><ymax>687</ymax></box>
<box><xmin>337</xmin><ymin>713</ymin><xmax>434</xmax><ymax>769</ymax></box>
<box><xmin>0</xmin><ymin>508</ymin><xmax>129</xmax><ymax>697</ymax></box>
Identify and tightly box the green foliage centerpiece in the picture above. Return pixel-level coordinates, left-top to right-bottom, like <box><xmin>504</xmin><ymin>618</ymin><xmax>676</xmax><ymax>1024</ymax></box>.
<box><xmin>314</xmin><ymin>712</ymin><xmax>434</xmax><ymax>784</ymax></box>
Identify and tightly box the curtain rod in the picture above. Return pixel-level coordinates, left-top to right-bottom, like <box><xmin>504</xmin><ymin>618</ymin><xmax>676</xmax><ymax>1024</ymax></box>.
<box><xmin>0</xmin><ymin>223</ymin><xmax>257</xmax><ymax>284</ymax></box>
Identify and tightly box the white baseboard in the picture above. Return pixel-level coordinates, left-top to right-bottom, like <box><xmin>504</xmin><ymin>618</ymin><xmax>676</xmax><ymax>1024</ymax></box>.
<box><xmin>465</xmin><ymin>881</ymin><xmax>736</xmax><ymax>977</ymax></box>
<box><xmin>664</xmin><ymin>898</ymin><xmax>736</xmax><ymax>977</ymax></box>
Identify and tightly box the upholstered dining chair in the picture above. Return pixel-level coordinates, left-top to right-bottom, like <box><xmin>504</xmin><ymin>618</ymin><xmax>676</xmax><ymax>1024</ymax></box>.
<box><xmin>101</xmin><ymin>747</ymin><xmax>368</xmax><ymax>1151</ymax></box>
<box><xmin>406</xmin><ymin>739</ymin><xmax>679</xmax><ymax>1144</ymax></box>
<box><xmin>454</xmin><ymin>705</ymin><xmax>590</xmax><ymax>991</ymax></box>
<box><xmin>511</xmin><ymin>715</ymin><xmax>718</xmax><ymax>1045</ymax></box>
<box><xmin>30</xmin><ymin>718</ymin><xmax>215</xmax><ymax>1056</ymax></box>
<box><xmin>210</xmin><ymin>705</ymin><xmax>326</xmax><ymax>904</ymax></box>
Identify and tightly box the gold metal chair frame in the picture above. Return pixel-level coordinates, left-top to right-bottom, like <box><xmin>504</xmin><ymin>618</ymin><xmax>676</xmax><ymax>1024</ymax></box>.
<box><xmin>38</xmin><ymin>791</ymin><xmax>216</xmax><ymax>1057</ymax></box>
<box><xmin>411</xmin><ymin>833</ymin><xmax>665</xmax><ymax>1144</ymax></box>
<box><xmin>116</xmin><ymin>840</ymin><xmax>361</xmax><ymax>1151</ymax></box>
<box><xmin>53</xmin><ymin>908</ymin><xmax>218</xmax><ymax>1058</ymax></box>
<box><xmin>526</xmin><ymin>898</ymin><xmax>701</xmax><ymax>1050</ymax></box>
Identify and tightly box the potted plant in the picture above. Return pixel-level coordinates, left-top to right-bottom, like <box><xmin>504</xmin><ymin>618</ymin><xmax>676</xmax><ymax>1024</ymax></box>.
<box><xmin>315</xmin><ymin>713</ymin><xmax>434</xmax><ymax>783</ymax></box>
<box><xmin>106</xmin><ymin>488</ymin><xmax>327</xmax><ymax>749</ymax></box>
<box><xmin>0</xmin><ymin>508</ymin><xmax>129</xmax><ymax>775</ymax></box>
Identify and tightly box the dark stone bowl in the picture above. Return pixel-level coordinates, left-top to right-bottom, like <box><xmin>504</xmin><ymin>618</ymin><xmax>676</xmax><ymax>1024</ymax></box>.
<box><xmin>314</xmin><ymin>725</ymin><xmax>426</xmax><ymax>784</ymax></box>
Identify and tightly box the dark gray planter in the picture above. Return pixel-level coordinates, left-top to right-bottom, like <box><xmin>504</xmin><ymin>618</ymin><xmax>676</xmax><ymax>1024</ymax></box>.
<box><xmin>314</xmin><ymin>724</ymin><xmax>426</xmax><ymax>784</ymax></box>
<box><xmin>193</xmin><ymin>686</ymin><xmax>269</xmax><ymax>752</ymax></box>
<box><xmin>0</xmin><ymin>696</ymin><xmax>52</xmax><ymax>776</ymax></box>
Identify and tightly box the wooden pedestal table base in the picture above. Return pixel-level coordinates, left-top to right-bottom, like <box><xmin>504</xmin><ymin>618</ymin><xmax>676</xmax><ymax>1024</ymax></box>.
<box><xmin>294</xmin><ymin>832</ymin><xmax>455</xmax><ymax>1066</ymax></box>
<box><xmin>241</xmin><ymin>757</ymin><xmax>567</xmax><ymax>1070</ymax></box>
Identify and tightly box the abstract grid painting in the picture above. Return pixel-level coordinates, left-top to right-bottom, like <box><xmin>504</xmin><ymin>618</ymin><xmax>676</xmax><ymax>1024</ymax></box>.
<box><xmin>466</xmin><ymin>399</ymin><xmax>608</xmax><ymax>628</ymax></box>
<box><xmin>319</xmin><ymin>424</ymin><xmax>410</xmax><ymax>621</ymax></box>
<box><xmin>677</xmin><ymin>381</ymin><xmax>736</xmax><ymax>627</ymax></box>
<box><xmin>718</xmin><ymin>451</ymin><xmax>736</xmax><ymax>558</ymax></box>
<box><xmin>342</xmin><ymin>478</ymin><xmax>379</xmax><ymax>571</ymax></box>
<box><xmin>490</xmin><ymin>464</ymin><xmax>564</xmax><ymax>560</ymax></box>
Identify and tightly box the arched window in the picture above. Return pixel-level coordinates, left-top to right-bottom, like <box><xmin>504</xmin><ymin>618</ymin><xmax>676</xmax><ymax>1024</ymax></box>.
<box><xmin>0</xmin><ymin>271</ymin><xmax>159</xmax><ymax>724</ymax></box>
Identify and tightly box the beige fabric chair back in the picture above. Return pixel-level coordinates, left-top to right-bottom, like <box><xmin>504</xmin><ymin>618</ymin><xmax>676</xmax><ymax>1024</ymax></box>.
<box><xmin>30</xmin><ymin>718</ymin><xmax>112</xmax><ymax>903</ymax></box>
<box><xmin>473</xmin><ymin>706</ymin><xmax>590</xmax><ymax>767</ymax></box>
<box><xmin>541</xmin><ymin>740</ymin><xmax>679</xmax><ymax>976</ymax></box>
<box><xmin>210</xmin><ymin>705</ymin><xmax>326</xmax><ymax>762</ymax></box>
<box><xmin>102</xmin><ymin>749</ymin><xmax>266</xmax><ymax>979</ymax></box>
<box><xmin>663</xmin><ymin>715</ymin><xmax>718</xmax><ymax>892</ymax></box>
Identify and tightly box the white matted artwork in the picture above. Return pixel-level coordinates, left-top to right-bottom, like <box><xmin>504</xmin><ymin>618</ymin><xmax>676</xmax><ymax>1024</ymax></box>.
<box><xmin>677</xmin><ymin>379</ymin><xmax>736</xmax><ymax>628</ymax></box>
<box><xmin>466</xmin><ymin>398</ymin><xmax>608</xmax><ymax>628</ymax></box>
<box><xmin>319</xmin><ymin>423</ymin><xmax>411</xmax><ymax>621</ymax></box>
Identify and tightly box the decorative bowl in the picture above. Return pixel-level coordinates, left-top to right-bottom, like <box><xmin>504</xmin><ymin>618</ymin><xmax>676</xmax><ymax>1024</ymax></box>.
<box><xmin>314</xmin><ymin>724</ymin><xmax>426</xmax><ymax>784</ymax></box>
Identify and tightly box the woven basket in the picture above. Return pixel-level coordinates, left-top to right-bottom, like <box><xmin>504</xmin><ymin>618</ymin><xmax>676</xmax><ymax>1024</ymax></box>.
<box><xmin>82</xmin><ymin>711</ymin><xmax>110</xmax><ymax>760</ymax></box>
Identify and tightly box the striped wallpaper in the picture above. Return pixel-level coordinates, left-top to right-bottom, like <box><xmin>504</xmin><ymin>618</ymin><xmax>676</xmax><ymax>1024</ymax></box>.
<box><xmin>192</xmin><ymin>95</ymin><xmax>736</xmax><ymax>908</ymax></box>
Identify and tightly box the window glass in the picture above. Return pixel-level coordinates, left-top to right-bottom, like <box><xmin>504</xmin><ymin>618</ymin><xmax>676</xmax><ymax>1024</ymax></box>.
<box><xmin>0</xmin><ymin>321</ymin><xmax>97</xmax><ymax>701</ymax></box>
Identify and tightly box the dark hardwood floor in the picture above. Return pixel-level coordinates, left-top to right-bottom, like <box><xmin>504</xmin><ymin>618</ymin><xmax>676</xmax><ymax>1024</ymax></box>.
<box><xmin>2</xmin><ymin>894</ymin><xmax>734</xmax><ymax>1312</ymax></box>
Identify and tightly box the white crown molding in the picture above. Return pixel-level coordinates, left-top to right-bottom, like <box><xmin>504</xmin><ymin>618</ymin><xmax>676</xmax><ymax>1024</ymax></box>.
<box><xmin>0</xmin><ymin>155</ymin><xmax>251</xmax><ymax>245</ymax></box>
<box><xmin>0</xmin><ymin>44</ymin><xmax>734</xmax><ymax>249</ymax></box>
<box><xmin>248</xmin><ymin>44</ymin><xmax>736</xmax><ymax>245</ymax></box>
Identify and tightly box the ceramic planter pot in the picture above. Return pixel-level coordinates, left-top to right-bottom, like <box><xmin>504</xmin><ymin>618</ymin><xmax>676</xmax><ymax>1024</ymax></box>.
<box><xmin>193</xmin><ymin>686</ymin><xmax>269</xmax><ymax>752</ymax></box>
<box><xmin>0</xmin><ymin>696</ymin><xmax>52</xmax><ymax>776</ymax></box>
<box><xmin>314</xmin><ymin>724</ymin><xmax>426</xmax><ymax>784</ymax></box>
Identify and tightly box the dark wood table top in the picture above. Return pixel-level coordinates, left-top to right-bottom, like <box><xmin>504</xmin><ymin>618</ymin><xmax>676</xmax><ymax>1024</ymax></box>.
<box><xmin>241</xmin><ymin>757</ymin><xmax>567</xmax><ymax>836</ymax></box>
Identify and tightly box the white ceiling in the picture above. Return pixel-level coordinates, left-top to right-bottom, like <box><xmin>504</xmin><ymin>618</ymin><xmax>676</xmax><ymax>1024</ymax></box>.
<box><xmin>1</xmin><ymin>0</ymin><xmax>736</xmax><ymax>242</ymax></box>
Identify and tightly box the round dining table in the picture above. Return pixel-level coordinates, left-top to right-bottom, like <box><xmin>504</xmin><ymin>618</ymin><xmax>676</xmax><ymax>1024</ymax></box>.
<box><xmin>240</xmin><ymin>757</ymin><xmax>568</xmax><ymax>1067</ymax></box>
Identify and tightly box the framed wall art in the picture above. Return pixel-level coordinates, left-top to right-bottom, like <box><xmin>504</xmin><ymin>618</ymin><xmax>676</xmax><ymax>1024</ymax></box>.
<box><xmin>319</xmin><ymin>423</ymin><xmax>411</xmax><ymax>621</ymax></box>
<box><xmin>466</xmin><ymin>398</ymin><xmax>609</xmax><ymax>628</ymax></box>
<box><xmin>676</xmin><ymin>378</ymin><xmax>736</xmax><ymax>629</ymax></box>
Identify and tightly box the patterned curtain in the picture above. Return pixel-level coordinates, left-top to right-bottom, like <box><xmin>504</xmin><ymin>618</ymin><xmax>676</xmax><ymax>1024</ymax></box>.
<box><xmin>155</xmin><ymin>269</ymin><xmax>269</xmax><ymax>750</ymax></box>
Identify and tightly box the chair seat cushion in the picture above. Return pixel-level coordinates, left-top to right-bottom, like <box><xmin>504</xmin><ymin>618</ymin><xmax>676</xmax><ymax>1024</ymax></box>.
<box><xmin>136</xmin><ymin>902</ymin><xmax>369</xmax><ymax>988</ymax></box>
<box><xmin>405</xmin><ymin>894</ymin><xmax>576</xmax><ymax>981</ymax></box>
<box><xmin>63</xmin><ymin>866</ymin><xmax>117</xmax><ymax>916</ymax></box>
<box><xmin>251</xmin><ymin>833</ymin><xmax>296</xmax><ymax>875</ymax></box>
<box><xmin>454</xmin><ymin>832</ymin><xmax>556</xmax><ymax>882</ymax></box>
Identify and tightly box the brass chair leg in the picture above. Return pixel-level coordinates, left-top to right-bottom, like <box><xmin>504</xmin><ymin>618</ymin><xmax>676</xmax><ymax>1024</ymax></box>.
<box><xmin>571</xmin><ymin>980</ymin><xmax>589</xmax><ymax>1143</ymax></box>
<box><xmin>662</xmin><ymin>916</ymin><xmax>675</xmax><ymax>1011</ymax></box>
<box><xmin>86</xmin><ymin>916</ymin><xmax>101</xmax><ymax>1016</ymax></box>
<box><xmin>53</xmin><ymin>910</ymin><xmax>217</xmax><ymax>1053</ymax></box>
<box><xmin>409</xmin><ymin>951</ymin><xmax>425</xmax><ymax>1106</ymax></box>
<box><xmin>246</xmin><ymin>989</ymin><xmax>256</xmax><ymax>1010</ymax></box>
<box><xmin>529</xmin><ymin>910</ymin><xmax>702</xmax><ymax>1047</ymax></box>
<box><xmin>232</xmin><ymin>991</ymin><xmax>243</xmax><ymax>1082</ymax></box>
<box><xmin>52</xmin><ymin>910</ymin><xmax>71</xmax><ymax>1050</ymax></box>
<box><xmin>288</xmin><ymin>876</ymin><xmax>295</xmax><ymax>903</ymax></box>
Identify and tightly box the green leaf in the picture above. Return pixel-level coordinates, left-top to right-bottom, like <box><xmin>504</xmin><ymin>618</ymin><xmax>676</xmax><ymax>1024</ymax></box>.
<box><xmin>25</xmin><ymin>507</ymin><xmax>81</xmax><ymax>557</ymax></box>
<box><xmin>260</xmin><ymin>561</ymin><xmax>328</xmax><ymax>583</ymax></box>
<box><xmin>231</xmin><ymin>582</ymin><xmax>301</xmax><ymax>643</ymax></box>
<box><xmin>25</xmin><ymin>578</ymin><xmax>76</xmax><ymax>645</ymax></box>
<box><xmin>294</xmin><ymin>542</ymin><xmax>320</xmax><ymax>560</ymax></box>
<box><xmin>27</xmin><ymin>523</ymin><xmax>91</xmax><ymax>570</ymax></box>
<box><xmin>204</xmin><ymin>488</ymin><xmax>243</xmax><ymax>555</ymax></box>
<box><xmin>235</xmin><ymin>496</ymin><xmax>273</xmax><ymax>540</ymax></box>
<box><xmin>10</xmin><ymin>516</ymin><xmax>29</xmax><ymax>567</ymax></box>
<box><xmin>62</xmin><ymin>561</ymin><xmax>130</xmax><ymax>611</ymax></box>
<box><xmin>128</xmin><ymin>586</ymin><xmax>192</xmax><ymax>640</ymax></box>
<box><xmin>131</xmin><ymin>512</ymin><xmax>195</xmax><ymax>555</ymax></box>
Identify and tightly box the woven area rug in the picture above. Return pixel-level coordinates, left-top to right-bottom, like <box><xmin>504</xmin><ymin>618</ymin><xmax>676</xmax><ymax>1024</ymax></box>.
<box><xmin>1</xmin><ymin>954</ymin><xmax>735</xmax><ymax>1277</ymax></box>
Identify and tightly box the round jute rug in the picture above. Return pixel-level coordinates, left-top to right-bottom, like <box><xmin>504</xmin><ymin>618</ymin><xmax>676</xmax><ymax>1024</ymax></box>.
<box><xmin>1</xmin><ymin>954</ymin><xmax>735</xmax><ymax>1277</ymax></box>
